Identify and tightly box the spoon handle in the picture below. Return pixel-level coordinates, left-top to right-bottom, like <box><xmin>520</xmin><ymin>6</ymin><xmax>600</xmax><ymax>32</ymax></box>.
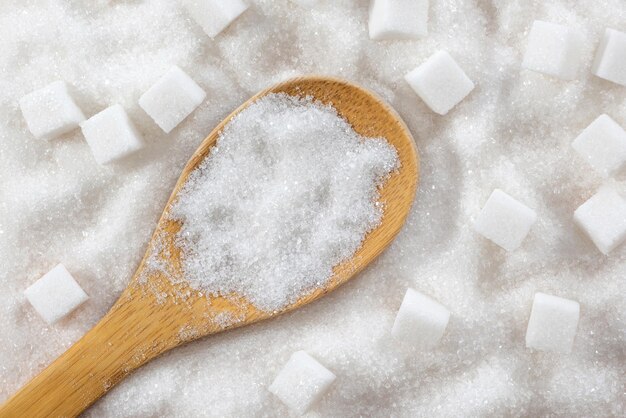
<box><xmin>0</xmin><ymin>289</ymin><xmax>181</xmax><ymax>418</ymax></box>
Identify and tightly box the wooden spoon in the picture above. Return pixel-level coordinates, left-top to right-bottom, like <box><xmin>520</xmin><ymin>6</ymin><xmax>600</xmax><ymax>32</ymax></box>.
<box><xmin>0</xmin><ymin>76</ymin><xmax>419</xmax><ymax>417</ymax></box>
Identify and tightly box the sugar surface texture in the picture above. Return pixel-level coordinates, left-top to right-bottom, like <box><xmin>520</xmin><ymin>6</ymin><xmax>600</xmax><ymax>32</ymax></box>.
<box><xmin>521</xmin><ymin>20</ymin><xmax>584</xmax><ymax>80</ymax></box>
<box><xmin>269</xmin><ymin>351</ymin><xmax>336</xmax><ymax>415</ymax></box>
<box><xmin>474</xmin><ymin>189</ymin><xmax>537</xmax><ymax>251</ymax></box>
<box><xmin>182</xmin><ymin>0</ymin><xmax>249</xmax><ymax>38</ymax></box>
<box><xmin>369</xmin><ymin>0</ymin><xmax>429</xmax><ymax>41</ymax></box>
<box><xmin>574</xmin><ymin>188</ymin><xmax>626</xmax><ymax>255</ymax></box>
<box><xmin>139</xmin><ymin>66</ymin><xmax>206</xmax><ymax>133</ymax></box>
<box><xmin>404</xmin><ymin>50</ymin><xmax>474</xmax><ymax>115</ymax></box>
<box><xmin>1</xmin><ymin>1</ymin><xmax>625</xmax><ymax>417</ymax></box>
<box><xmin>525</xmin><ymin>292</ymin><xmax>580</xmax><ymax>353</ymax></box>
<box><xmin>80</xmin><ymin>104</ymin><xmax>144</xmax><ymax>165</ymax></box>
<box><xmin>290</xmin><ymin>0</ymin><xmax>320</xmax><ymax>6</ymax></box>
<box><xmin>572</xmin><ymin>114</ymin><xmax>626</xmax><ymax>177</ymax></box>
<box><xmin>23</xmin><ymin>264</ymin><xmax>89</xmax><ymax>324</ymax></box>
<box><xmin>19</xmin><ymin>81</ymin><xmax>85</xmax><ymax>141</ymax></box>
<box><xmin>170</xmin><ymin>93</ymin><xmax>398</xmax><ymax>311</ymax></box>
<box><xmin>592</xmin><ymin>28</ymin><xmax>626</xmax><ymax>86</ymax></box>
<box><xmin>391</xmin><ymin>288</ymin><xmax>450</xmax><ymax>350</ymax></box>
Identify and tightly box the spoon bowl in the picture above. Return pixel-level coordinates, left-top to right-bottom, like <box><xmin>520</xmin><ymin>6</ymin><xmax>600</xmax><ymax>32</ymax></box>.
<box><xmin>0</xmin><ymin>76</ymin><xmax>419</xmax><ymax>418</ymax></box>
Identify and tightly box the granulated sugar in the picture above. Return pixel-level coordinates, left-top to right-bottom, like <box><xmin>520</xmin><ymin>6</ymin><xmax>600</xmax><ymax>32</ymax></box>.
<box><xmin>170</xmin><ymin>93</ymin><xmax>398</xmax><ymax>311</ymax></box>
<box><xmin>1</xmin><ymin>1</ymin><xmax>625</xmax><ymax>417</ymax></box>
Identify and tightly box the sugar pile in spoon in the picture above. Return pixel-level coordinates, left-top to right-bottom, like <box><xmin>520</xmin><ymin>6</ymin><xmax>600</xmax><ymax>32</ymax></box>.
<box><xmin>169</xmin><ymin>93</ymin><xmax>399</xmax><ymax>311</ymax></box>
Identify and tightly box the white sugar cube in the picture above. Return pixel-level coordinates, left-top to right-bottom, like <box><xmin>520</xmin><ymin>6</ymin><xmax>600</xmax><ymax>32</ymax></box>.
<box><xmin>24</xmin><ymin>264</ymin><xmax>89</xmax><ymax>324</ymax></box>
<box><xmin>182</xmin><ymin>0</ymin><xmax>248</xmax><ymax>38</ymax></box>
<box><xmin>474</xmin><ymin>189</ymin><xmax>537</xmax><ymax>251</ymax></box>
<box><xmin>19</xmin><ymin>81</ymin><xmax>85</xmax><ymax>141</ymax></box>
<box><xmin>521</xmin><ymin>20</ymin><xmax>584</xmax><ymax>80</ymax></box>
<box><xmin>526</xmin><ymin>292</ymin><xmax>579</xmax><ymax>353</ymax></box>
<box><xmin>573</xmin><ymin>188</ymin><xmax>626</xmax><ymax>255</ymax></box>
<box><xmin>369</xmin><ymin>0</ymin><xmax>429</xmax><ymax>41</ymax></box>
<box><xmin>391</xmin><ymin>288</ymin><xmax>450</xmax><ymax>350</ymax></box>
<box><xmin>269</xmin><ymin>351</ymin><xmax>336</xmax><ymax>415</ymax></box>
<box><xmin>592</xmin><ymin>28</ymin><xmax>626</xmax><ymax>86</ymax></box>
<box><xmin>572</xmin><ymin>114</ymin><xmax>626</xmax><ymax>177</ymax></box>
<box><xmin>139</xmin><ymin>66</ymin><xmax>206</xmax><ymax>133</ymax></box>
<box><xmin>80</xmin><ymin>105</ymin><xmax>144</xmax><ymax>165</ymax></box>
<box><xmin>405</xmin><ymin>50</ymin><xmax>474</xmax><ymax>115</ymax></box>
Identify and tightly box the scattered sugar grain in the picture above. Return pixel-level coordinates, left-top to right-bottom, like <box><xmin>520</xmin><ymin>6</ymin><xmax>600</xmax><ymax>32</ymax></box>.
<box><xmin>170</xmin><ymin>93</ymin><xmax>399</xmax><ymax>311</ymax></box>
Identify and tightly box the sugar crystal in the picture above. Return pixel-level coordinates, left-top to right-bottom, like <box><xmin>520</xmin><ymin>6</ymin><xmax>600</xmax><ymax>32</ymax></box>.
<box><xmin>170</xmin><ymin>93</ymin><xmax>399</xmax><ymax>311</ymax></box>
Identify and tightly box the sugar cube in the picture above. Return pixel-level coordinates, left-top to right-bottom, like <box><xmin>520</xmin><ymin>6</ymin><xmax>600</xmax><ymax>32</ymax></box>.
<box><xmin>24</xmin><ymin>264</ymin><xmax>89</xmax><ymax>324</ymax></box>
<box><xmin>592</xmin><ymin>28</ymin><xmax>626</xmax><ymax>86</ymax></box>
<box><xmin>474</xmin><ymin>189</ymin><xmax>537</xmax><ymax>251</ymax></box>
<box><xmin>521</xmin><ymin>20</ymin><xmax>584</xmax><ymax>80</ymax></box>
<box><xmin>182</xmin><ymin>0</ymin><xmax>248</xmax><ymax>38</ymax></box>
<box><xmin>572</xmin><ymin>114</ymin><xmax>626</xmax><ymax>177</ymax></box>
<box><xmin>19</xmin><ymin>81</ymin><xmax>85</xmax><ymax>141</ymax></box>
<box><xmin>391</xmin><ymin>288</ymin><xmax>450</xmax><ymax>350</ymax></box>
<box><xmin>525</xmin><ymin>292</ymin><xmax>579</xmax><ymax>353</ymax></box>
<box><xmin>269</xmin><ymin>351</ymin><xmax>336</xmax><ymax>415</ymax></box>
<box><xmin>573</xmin><ymin>188</ymin><xmax>626</xmax><ymax>255</ymax></box>
<box><xmin>404</xmin><ymin>50</ymin><xmax>474</xmax><ymax>115</ymax></box>
<box><xmin>368</xmin><ymin>0</ymin><xmax>429</xmax><ymax>41</ymax></box>
<box><xmin>139</xmin><ymin>66</ymin><xmax>206</xmax><ymax>133</ymax></box>
<box><xmin>80</xmin><ymin>105</ymin><xmax>144</xmax><ymax>165</ymax></box>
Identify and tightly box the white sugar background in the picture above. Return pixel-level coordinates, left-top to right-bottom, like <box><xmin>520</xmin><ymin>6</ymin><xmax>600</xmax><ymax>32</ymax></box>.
<box><xmin>0</xmin><ymin>0</ymin><xmax>624</xmax><ymax>417</ymax></box>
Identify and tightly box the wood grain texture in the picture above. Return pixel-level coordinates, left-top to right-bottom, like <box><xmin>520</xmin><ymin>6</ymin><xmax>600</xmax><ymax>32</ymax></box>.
<box><xmin>0</xmin><ymin>76</ymin><xmax>419</xmax><ymax>417</ymax></box>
